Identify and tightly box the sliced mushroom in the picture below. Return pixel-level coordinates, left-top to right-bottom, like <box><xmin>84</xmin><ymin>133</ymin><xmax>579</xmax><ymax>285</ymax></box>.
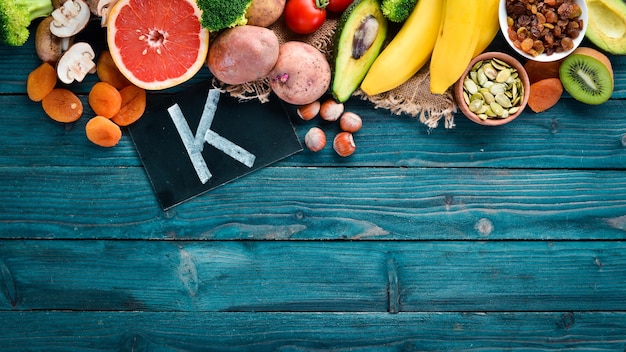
<box><xmin>49</xmin><ymin>0</ymin><xmax>91</xmax><ymax>38</ymax></box>
<box><xmin>86</xmin><ymin>0</ymin><xmax>118</xmax><ymax>27</ymax></box>
<box><xmin>56</xmin><ymin>42</ymin><xmax>96</xmax><ymax>84</ymax></box>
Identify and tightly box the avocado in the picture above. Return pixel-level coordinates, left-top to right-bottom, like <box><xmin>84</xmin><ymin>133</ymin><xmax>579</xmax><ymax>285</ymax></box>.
<box><xmin>331</xmin><ymin>0</ymin><xmax>388</xmax><ymax>103</ymax></box>
<box><xmin>585</xmin><ymin>0</ymin><xmax>626</xmax><ymax>54</ymax></box>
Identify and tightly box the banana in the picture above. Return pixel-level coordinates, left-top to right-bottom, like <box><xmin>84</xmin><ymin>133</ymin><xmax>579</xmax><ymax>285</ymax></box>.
<box><xmin>360</xmin><ymin>0</ymin><xmax>443</xmax><ymax>96</ymax></box>
<box><xmin>472</xmin><ymin>0</ymin><xmax>501</xmax><ymax>57</ymax></box>
<box><xmin>429</xmin><ymin>0</ymin><xmax>482</xmax><ymax>94</ymax></box>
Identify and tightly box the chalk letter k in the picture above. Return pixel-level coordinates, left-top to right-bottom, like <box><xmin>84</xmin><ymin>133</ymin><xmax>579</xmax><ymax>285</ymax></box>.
<box><xmin>167</xmin><ymin>89</ymin><xmax>256</xmax><ymax>184</ymax></box>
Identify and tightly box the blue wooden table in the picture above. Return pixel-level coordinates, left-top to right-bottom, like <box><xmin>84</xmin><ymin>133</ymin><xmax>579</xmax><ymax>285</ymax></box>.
<box><xmin>1</xmin><ymin>22</ymin><xmax>626</xmax><ymax>350</ymax></box>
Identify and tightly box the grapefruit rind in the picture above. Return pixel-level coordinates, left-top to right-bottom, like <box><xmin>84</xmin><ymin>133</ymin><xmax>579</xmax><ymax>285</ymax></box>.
<box><xmin>106</xmin><ymin>0</ymin><xmax>209</xmax><ymax>90</ymax></box>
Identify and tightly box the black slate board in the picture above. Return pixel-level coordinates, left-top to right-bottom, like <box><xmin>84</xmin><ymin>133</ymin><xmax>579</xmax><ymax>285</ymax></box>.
<box><xmin>129</xmin><ymin>83</ymin><xmax>302</xmax><ymax>210</ymax></box>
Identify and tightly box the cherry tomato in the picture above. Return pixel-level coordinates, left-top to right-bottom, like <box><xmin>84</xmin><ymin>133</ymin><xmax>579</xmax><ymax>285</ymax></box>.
<box><xmin>326</xmin><ymin>0</ymin><xmax>354</xmax><ymax>12</ymax></box>
<box><xmin>284</xmin><ymin>0</ymin><xmax>327</xmax><ymax>35</ymax></box>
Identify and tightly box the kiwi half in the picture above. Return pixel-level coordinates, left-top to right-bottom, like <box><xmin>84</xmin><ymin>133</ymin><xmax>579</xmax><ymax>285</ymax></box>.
<box><xmin>559</xmin><ymin>52</ymin><xmax>614</xmax><ymax>105</ymax></box>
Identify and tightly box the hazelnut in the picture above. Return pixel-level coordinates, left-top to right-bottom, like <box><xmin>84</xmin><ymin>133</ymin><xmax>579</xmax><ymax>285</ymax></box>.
<box><xmin>319</xmin><ymin>99</ymin><xmax>344</xmax><ymax>122</ymax></box>
<box><xmin>339</xmin><ymin>111</ymin><xmax>362</xmax><ymax>133</ymax></box>
<box><xmin>333</xmin><ymin>132</ymin><xmax>356</xmax><ymax>157</ymax></box>
<box><xmin>304</xmin><ymin>127</ymin><xmax>326</xmax><ymax>152</ymax></box>
<box><xmin>297</xmin><ymin>101</ymin><xmax>320</xmax><ymax>121</ymax></box>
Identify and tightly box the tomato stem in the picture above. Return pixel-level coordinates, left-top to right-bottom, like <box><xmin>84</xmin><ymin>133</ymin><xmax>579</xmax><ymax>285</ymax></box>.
<box><xmin>315</xmin><ymin>0</ymin><xmax>329</xmax><ymax>9</ymax></box>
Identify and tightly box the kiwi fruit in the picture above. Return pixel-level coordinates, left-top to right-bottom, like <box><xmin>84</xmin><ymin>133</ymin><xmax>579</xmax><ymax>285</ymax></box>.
<box><xmin>559</xmin><ymin>50</ymin><xmax>614</xmax><ymax>105</ymax></box>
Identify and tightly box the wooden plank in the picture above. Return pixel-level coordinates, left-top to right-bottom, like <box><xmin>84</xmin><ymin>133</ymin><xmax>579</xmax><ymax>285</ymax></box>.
<box><xmin>2</xmin><ymin>94</ymin><xmax>626</xmax><ymax>169</ymax></box>
<box><xmin>0</xmin><ymin>240</ymin><xmax>624</xmax><ymax>312</ymax></box>
<box><xmin>0</xmin><ymin>311</ymin><xmax>625</xmax><ymax>351</ymax></box>
<box><xmin>2</xmin><ymin>166</ymin><xmax>626</xmax><ymax>240</ymax></box>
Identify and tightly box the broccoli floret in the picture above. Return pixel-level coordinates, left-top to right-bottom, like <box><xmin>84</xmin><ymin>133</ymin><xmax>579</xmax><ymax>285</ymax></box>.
<box><xmin>196</xmin><ymin>0</ymin><xmax>253</xmax><ymax>33</ymax></box>
<box><xmin>381</xmin><ymin>0</ymin><xmax>418</xmax><ymax>23</ymax></box>
<box><xmin>0</xmin><ymin>0</ymin><xmax>54</xmax><ymax>46</ymax></box>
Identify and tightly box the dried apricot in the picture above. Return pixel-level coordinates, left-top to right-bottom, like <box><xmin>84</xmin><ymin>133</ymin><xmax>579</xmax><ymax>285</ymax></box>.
<box><xmin>89</xmin><ymin>82</ymin><xmax>122</xmax><ymax>118</ymax></box>
<box><xmin>27</xmin><ymin>62</ymin><xmax>57</xmax><ymax>102</ymax></box>
<box><xmin>111</xmin><ymin>85</ymin><xmax>146</xmax><ymax>126</ymax></box>
<box><xmin>85</xmin><ymin>116</ymin><xmax>122</xmax><ymax>147</ymax></box>
<box><xmin>41</xmin><ymin>88</ymin><xmax>83</xmax><ymax>123</ymax></box>
<box><xmin>96</xmin><ymin>50</ymin><xmax>132</xmax><ymax>89</ymax></box>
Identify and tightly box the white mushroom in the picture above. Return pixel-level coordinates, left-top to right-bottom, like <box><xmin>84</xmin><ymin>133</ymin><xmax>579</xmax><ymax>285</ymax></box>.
<box><xmin>49</xmin><ymin>0</ymin><xmax>91</xmax><ymax>38</ymax></box>
<box><xmin>87</xmin><ymin>0</ymin><xmax>118</xmax><ymax>27</ymax></box>
<box><xmin>56</xmin><ymin>42</ymin><xmax>97</xmax><ymax>84</ymax></box>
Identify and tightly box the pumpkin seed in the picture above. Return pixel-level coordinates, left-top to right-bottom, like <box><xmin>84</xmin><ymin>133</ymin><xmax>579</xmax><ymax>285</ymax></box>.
<box><xmin>464</xmin><ymin>78</ymin><xmax>478</xmax><ymax>94</ymax></box>
<box><xmin>495</xmin><ymin>92</ymin><xmax>512</xmax><ymax>108</ymax></box>
<box><xmin>490</xmin><ymin>102</ymin><xmax>505</xmax><ymax>117</ymax></box>
<box><xmin>482</xmin><ymin>91</ymin><xmax>495</xmax><ymax>105</ymax></box>
<box><xmin>469</xmin><ymin>99</ymin><xmax>483</xmax><ymax>112</ymax></box>
<box><xmin>496</xmin><ymin>68</ymin><xmax>511</xmax><ymax>83</ymax></box>
<box><xmin>461</xmin><ymin>57</ymin><xmax>525</xmax><ymax>120</ymax></box>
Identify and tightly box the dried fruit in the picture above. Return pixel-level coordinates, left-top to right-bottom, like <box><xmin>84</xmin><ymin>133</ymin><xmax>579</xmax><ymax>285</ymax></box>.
<box><xmin>505</xmin><ymin>0</ymin><xmax>584</xmax><ymax>56</ymax></box>
<box><xmin>41</xmin><ymin>88</ymin><xmax>83</xmax><ymax>123</ymax></box>
<box><xmin>111</xmin><ymin>85</ymin><xmax>146</xmax><ymax>126</ymax></box>
<box><xmin>27</xmin><ymin>62</ymin><xmax>57</xmax><ymax>102</ymax></box>
<box><xmin>88</xmin><ymin>81</ymin><xmax>122</xmax><ymax>119</ymax></box>
<box><xmin>85</xmin><ymin>115</ymin><xmax>122</xmax><ymax>147</ymax></box>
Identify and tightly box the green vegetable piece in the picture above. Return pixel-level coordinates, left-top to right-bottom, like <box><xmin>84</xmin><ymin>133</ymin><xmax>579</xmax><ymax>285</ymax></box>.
<box><xmin>196</xmin><ymin>0</ymin><xmax>253</xmax><ymax>33</ymax></box>
<box><xmin>0</xmin><ymin>0</ymin><xmax>54</xmax><ymax>46</ymax></box>
<box><xmin>332</xmin><ymin>0</ymin><xmax>388</xmax><ymax>103</ymax></box>
<box><xmin>380</xmin><ymin>0</ymin><xmax>418</xmax><ymax>23</ymax></box>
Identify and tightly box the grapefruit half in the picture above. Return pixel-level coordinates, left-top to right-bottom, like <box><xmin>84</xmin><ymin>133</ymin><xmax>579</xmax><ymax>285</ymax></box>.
<box><xmin>106</xmin><ymin>0</ymin><xmax>209</xmax><ymax>90</ymax></box>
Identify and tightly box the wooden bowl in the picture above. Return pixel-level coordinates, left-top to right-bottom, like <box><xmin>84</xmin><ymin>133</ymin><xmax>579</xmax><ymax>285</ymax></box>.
<box><xmin>454</xmin><ymin>52</ymin><xmax>530</xmax><ymax>127</ymax></box>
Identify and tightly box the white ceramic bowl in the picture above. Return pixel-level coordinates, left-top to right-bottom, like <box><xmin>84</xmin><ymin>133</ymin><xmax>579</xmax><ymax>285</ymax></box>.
<box><xmin>499</xmin><ymin>0</ymin><xmax>588</xmax><ymax>62</ymax></box>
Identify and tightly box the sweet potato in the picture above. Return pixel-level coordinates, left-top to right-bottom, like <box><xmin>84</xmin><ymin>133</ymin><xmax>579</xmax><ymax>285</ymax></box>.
<box><xmin>207</xmin><ymin>25</ymin><xmax>280</xmax><ymax>85</ymax></box>
<box><xmin>246</xmin><ymin>0</ymin><xmax>286</xmax><ymax>27</ymax></box>
<box><xmin>528</xmin><ymin>77</ymin><xmax>563</xmax><ymax>113</ymax></box>
<box><xmin>27</xmin><ymin>62</ymin><xmax>57</xmax><ymax>102</ymax></box>
<box><xmin>524</xmin><ymin>59</ymin><xmax>563</xmax><ymax>84</ymax></box>
<box><xmin>268</xmin><ymin>41</ymin><xmax>331</xmax><ymax>105</ymax></box>
<box><xmin>41</xmin><ymin>88</ymin><xmax>83</xmax><ymax>123</ymax></box>
<box><xmin>85</xmin><ymin>115</ymin><xmax>122</xmax><ymax>147</ymax></box>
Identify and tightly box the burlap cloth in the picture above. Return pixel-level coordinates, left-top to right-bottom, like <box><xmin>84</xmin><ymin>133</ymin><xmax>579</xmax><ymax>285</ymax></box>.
<box><xmin>213</xmin><ymin>18</ymin><xmax>458</xmax><ymax>129</ymax></box>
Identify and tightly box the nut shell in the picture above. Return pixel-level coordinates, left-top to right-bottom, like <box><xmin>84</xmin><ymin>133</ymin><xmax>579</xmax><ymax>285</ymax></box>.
<box><xmin>333</xmin><ymin>132</ymin><xmax>356</xmax><ymax>157</ymax></box>
<box><xmin>320</xmin><ymin>99</ymin><xmax>344</xmax><ymax>122</ymax></box>
<box><xmin>305</xmin><ymin>127</ymin><xmax>326</xmax><ymax>152</ymax></box>
<box><xmin>339</xmin><ymin>111</ymin><xmax>362</xmax><ymax>132</ymax></box>
<box><xmin>297</xmin><ymin>101</ymin><xmax>320</xmax><ymax>121</ymax></box>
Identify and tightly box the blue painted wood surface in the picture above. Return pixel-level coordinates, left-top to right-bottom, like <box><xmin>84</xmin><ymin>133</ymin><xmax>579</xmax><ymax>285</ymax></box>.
<box><xmin>1</xmin><ymin>20</ymin><xmax>626</xmax><ymax>351</ymax></box>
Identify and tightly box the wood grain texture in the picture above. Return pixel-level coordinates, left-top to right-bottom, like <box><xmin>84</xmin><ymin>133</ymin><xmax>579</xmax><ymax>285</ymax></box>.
<box><xmin>1</xmin><ymin>17</ymin><xmax>626</xmax><ymax>351</ymax></box>
<box><xmin>0</xmin><ymin>240</ymin><xmax>624</xmax><ymax>312</ymax></box>
<box><xmin>0</xmin><ymin>311</ymin><xmax>625</xmax><ymax>351</ymax></box>
<box><xmin>2</xmin><ymin>166</ymin><xmax>626</xmax><ymax>240</ymax></box>
<box><xmin>2</xmin><ymin>95</ymin><xmax>626</xmax><ymax>169</ymax></box>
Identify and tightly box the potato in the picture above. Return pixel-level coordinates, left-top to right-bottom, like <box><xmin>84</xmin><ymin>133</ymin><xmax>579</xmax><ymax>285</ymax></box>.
<box><xmin>207</xmin><ymin>25</ymin><xmax>280</xmax><ymax>85</ymax></box>
<box><xmin>246</xmin><ymin>0</ymin><xmax>286</xmax><ymax>27</ymax></box>
<box><xmin>269</xmin><ymin>41</ymin><xmax>331</xmax><ymax>106</ymax></box>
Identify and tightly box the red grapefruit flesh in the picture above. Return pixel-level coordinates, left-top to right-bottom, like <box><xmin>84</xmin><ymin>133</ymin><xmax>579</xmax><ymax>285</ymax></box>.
<box><xmin>106</xmin><ymin>0</ymin><xmax>209</xmax><ymax>90</ymax></box>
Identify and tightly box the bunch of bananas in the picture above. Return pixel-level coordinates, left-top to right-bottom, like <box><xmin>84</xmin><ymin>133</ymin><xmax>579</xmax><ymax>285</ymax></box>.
<box><xmin>360</xmin><ymin>0</ymin><xmax>500</xmax><ymax>96</ymax></box>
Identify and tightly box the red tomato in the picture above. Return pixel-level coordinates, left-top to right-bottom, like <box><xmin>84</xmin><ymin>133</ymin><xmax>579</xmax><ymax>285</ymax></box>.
<box><xmin>326</xmin><ymin>0</ymin><xmax>354</xmax><ymax>12</ymax></box>
<box><xmin>284</xmin><ymin>0</ymin><xmax>327</xmax><ymax>34</ymax></box>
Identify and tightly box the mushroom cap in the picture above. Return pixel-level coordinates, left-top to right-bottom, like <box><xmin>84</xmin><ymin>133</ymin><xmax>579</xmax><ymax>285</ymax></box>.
<box><xmin>49</xmin><ymin>0</ymin><xmax>91</xmax><ymax>38</ymax></box>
